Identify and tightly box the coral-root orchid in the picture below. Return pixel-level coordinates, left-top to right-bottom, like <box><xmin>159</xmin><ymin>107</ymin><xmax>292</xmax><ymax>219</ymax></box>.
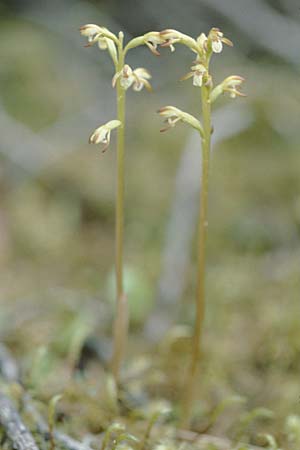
<box><xmin>158</xmin><ymin>27</ymin><xmax>245</xmax><ymax>428</ymax></box>
<box><xmin>80</xmin><ymin>24</ymin><xmax>159</xmax><ymax>383</ymax></box>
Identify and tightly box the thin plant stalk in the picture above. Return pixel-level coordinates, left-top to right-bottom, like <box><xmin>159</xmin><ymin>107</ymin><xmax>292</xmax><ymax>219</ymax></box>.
<box><xmin>111</xmin><ymin>32</ymin><xmax>129</xmax><ymax>382</ymax></box>
<box><xmin>158</xmin><ymin>27</ymin><xmax>244</xmax><ymax>428</ymax></box>
<box><xmin>181</xmin><ymin>81</ymin><xmax>212</xmax><ymax>428</ymax></box>
<box><xmin>80</xmin><ymin>25</ymin><xmax>156</xmax><ymax>383</ymax></box>
<box><xmin>48</xmin><ymin>395</ymin><xmax>62</xmax><ymax>450</ymax></box>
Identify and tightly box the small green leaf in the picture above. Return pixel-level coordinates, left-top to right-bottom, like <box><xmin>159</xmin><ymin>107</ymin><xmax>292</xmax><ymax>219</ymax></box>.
<box><xmin>48</xmin><ymin>394</ymin><xmax>63</xmax><ymax>430</ymax></box>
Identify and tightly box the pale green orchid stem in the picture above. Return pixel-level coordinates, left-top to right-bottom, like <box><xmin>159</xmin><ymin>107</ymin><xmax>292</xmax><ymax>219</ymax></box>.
<box><xmin>181</xmin><ymin>80</ymin><xmax>211</xmax><ymax>429</ymax></box>
<box><xmin>111</xmin><ymin>32</ymin><xmax>128</xmax><ymax>383</ymax></box>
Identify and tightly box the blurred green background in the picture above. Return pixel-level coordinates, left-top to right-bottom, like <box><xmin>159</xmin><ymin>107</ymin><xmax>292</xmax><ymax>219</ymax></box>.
<box><xmin>0</xmin><ymin>0</ymin><xmax>300</xmax><ymax>433</ymax></box>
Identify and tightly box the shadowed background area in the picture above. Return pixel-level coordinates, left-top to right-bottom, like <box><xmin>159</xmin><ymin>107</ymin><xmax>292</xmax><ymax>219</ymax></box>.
<box><xmin>0</xmin><ymin>0</ymin><xmax>300</xmax><ymax>439</ymax></box>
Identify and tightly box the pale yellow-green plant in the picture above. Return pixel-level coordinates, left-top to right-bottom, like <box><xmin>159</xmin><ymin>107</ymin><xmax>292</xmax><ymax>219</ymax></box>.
<box><xmin>100</xmin><ymin>422</ymin><xmax>126</xmax><ymax>450</ymax></box>
<box><xmin>140</xmin><ymin>403</ymin><xmax>171</xmax><ymax>450</ymax></box>
<box><xmin>157</xmin><ymin>27</ymin><xmax>245</xmax><ymax>427</ymax></box>
<box><xmin>48</xmin><ymin>394</ymin><xmax>63</xmax><ymax>450</ymax></box>
<box><xmin>100</xmin><ymin>422</ymin><xmax>139</xmax><ymax>450</ymax></box>
<box><xmin>80</xmin><ymin>25</ymin><xmax>162</xmax><ymax>382</ymax></box>
<box><xmin>285</xmin><ymin>415</ymin><xmax>300</xmax><ymax>448</ymax></box>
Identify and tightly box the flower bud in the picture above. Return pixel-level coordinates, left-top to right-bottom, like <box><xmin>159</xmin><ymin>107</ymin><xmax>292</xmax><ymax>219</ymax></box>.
<box><xmin>106</xmin><ymin>39</ymin><xmax>118</xmax><ymax>66</ymax></box>
<box><xmin>196</xmin><ymin>33</ymin><xmax>208</xmax><ymax>52</ymax></box>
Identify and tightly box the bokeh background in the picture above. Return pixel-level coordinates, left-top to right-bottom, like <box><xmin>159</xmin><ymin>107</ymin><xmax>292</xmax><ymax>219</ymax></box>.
<box><xmin>0</xmin><ymin>0</ymin><xmax>300</xmax><ymax>436</ymax></box>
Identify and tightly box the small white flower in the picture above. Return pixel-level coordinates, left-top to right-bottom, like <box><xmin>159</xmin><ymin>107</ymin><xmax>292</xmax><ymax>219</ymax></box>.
<box><xmin>132</xmin><ymin>68</ymin><xmax>152</xmax><ymax>91</ymax></box>
<box><xmin>89</xmin><ymin>120</ymin><xmax>121</xmax><ymax>152</ymax></box>
<box><xmin>212</xmin><ymin>39</ymin><xmax>223</xmax><ymax>53</ymax></box>
<box><xmin>180</xmin><ymin>63</ymin><xmax>207</xmax><ymax>87</ymax></box>
<box><xmin>208</xmin><ymin>28</ymin><xmax>233</xmax><ymax>54</ymax></box>
<box><xmin>112</xmin><ymin>65</ymin><xmax>134</xmax><ymax>90</ymax></box>
<box><xmin>112</xmin><ymin>65</ymin><xmax>152</xmax><ymax>92</ymax></box>
<box><xmin>209</xmin><ymin>28</ymin><xmax>224</xmax><ymax>53</ymax></box>
<box><xmin>192</xmin><ymin>64</ymin><xmax>207</xmax><ymax>86</ymax></box>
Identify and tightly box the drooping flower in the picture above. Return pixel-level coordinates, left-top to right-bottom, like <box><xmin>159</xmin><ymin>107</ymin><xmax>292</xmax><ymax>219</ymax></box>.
<box><xmin>80</xmin><ymin>24</ymin><xmax>102</xmax><ymax>42</ymax></box>
<box><xmin>210</xmin><ymin>75</ymin><xmax>245</xmax><ymax>103</ymax></box>
<box><xmin>159</xmin><ymin>29</ymin><xmax>181</xmax><ymax>52</ymax></box>
<box><xmin>80</xmin><ymin>24</ymin><xmax>117</xmax><ymax>47</ymax></box>
<box><xmin>159</xmin><ymin>29</ymin><xmax>198</xmax><ymax>52</ymax></box>
<box><xmin>158</xmin><ymin>106</ymin><xmax>182</xmax><ymax>131</ymax></box>
<box><xmin>181</xmin><ymin>63</ymin><xmax>208</xmax><ymax>87</ymax></box>
<box><xmin>112</xmin><ymin>65</ymin><xmax>152</xmax><ymax>92</ymax></box>
<box><xmin>158</xmin><ymin>106</ymin><xmax>203</xmax><ymax>136</ymax></box>
<box><xmin>143</xmin><ymin>32</ymin><xmax>166</xmax><ymax>55</ymax></box>
<box><xmin>208</xmin><ymin>28</ymin><xmax>233</xmax><ymax>53</ymax></box>
<box><xmin>89</xmin><ymin>120</ymin><xmax>121</xmax><ymax>152</ymax></box>
<box><xmin>222</xmin><ymin>75</ymin><xmax>245</xmax><ymax>98</ymax></box>
<box><xmin>123</xmin><ymin>32</ymin><xmax>164</xmax><ymax>55</ymax></box>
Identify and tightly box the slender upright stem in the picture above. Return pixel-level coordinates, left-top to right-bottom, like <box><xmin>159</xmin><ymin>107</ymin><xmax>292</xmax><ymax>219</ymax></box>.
<box><xmin>111</xmin><ymin>34</ymin><xmax>129</xmax><ymax>383</ymax></box>
<box><xmin>181</xmin><ymin>83</ymin><xmax>211</xmax><ymax>428</ymax></box>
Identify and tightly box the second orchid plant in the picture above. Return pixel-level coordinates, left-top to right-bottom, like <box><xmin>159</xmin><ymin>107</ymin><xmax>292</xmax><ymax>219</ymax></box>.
<box><xmin>158</xmin><ymin>27</ymin><xmax>245</xmax><ymax>426</ymax></box>
<box><xmin>80</xmin><ymin>25</ymin><xmax>164</xmax><ymax>383</ymax></box>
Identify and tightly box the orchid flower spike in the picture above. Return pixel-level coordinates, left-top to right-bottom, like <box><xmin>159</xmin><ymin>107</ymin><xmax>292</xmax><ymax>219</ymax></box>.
<box><xmin>158</xmin><ymin>106</ymin><xmax>204</xmax><ymax>136</ymax></box>
<box><xmin>89</xmin><ymin>120</ymin><xmax>121</xmax><ymax>152</ymax></box>
<box><xmin>112</xmin><ymin>65</ymin><xmax>152</xmax><ymax>92</ymax></box>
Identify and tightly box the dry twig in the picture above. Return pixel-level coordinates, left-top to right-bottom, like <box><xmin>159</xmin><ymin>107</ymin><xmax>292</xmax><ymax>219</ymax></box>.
<box><xmin>0</xmin><ymin>343</ymin><xmax>95</xmax><ymax>450</ymax></box>
<box><xmin>0</xmin><ymin>392</ymin><xmax>40</xmax><ymax>450</ymax></box>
